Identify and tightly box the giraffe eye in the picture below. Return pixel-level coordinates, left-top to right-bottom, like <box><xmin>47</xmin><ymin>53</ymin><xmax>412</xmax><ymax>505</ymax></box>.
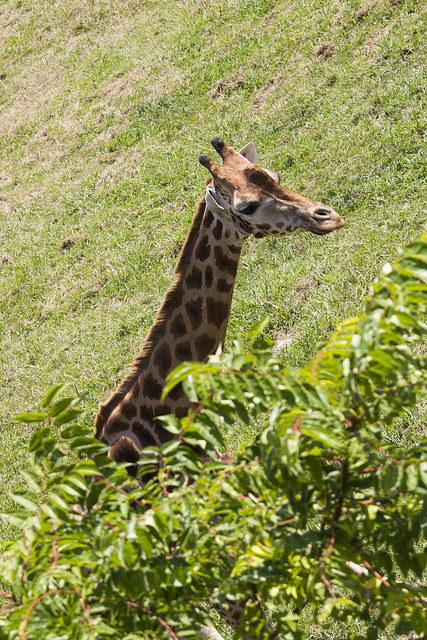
<box><xmin>239</xmin><ymin>202</ymin><xmax>259</xmax><ymax>215</ymax></box>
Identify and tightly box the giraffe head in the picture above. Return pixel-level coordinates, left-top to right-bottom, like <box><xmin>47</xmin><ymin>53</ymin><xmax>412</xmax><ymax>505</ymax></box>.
<box><xmin>199</xmin><ymin>137</ymin><xmax>344</xmax><ymax>238</ymax></box>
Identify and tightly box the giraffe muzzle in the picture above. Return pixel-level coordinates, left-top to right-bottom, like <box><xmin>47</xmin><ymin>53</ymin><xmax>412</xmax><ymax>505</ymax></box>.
<box><xmin>308</xmin><ymin>206</ymin><xmax>344</xmax><ymax>234</ymax></box>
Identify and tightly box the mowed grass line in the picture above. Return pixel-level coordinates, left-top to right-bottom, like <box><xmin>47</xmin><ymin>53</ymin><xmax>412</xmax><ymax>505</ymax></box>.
<box><xmin>0</xmin><ymin>0</ymin><xmax>426</xmax><ymax>595</ymax></box>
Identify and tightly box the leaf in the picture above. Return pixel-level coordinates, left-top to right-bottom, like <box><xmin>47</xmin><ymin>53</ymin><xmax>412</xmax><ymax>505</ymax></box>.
<box><xmin>300</xmin><ymin>425</ymin><xmax>343</xmax><ymax>450</ymax></box>
<box><xmin>29</xmin><ymin>425</ymin><xmax>52</xmax><ymax>451</ymax></box>
<box><xmin>162</xmin><ymin>362</ymin><xmax>219</xmax><ymax>399</ymax></box>
<box><xmin>61</xmin><ymin>423</ymin><xmax>92</xmax><ymax>439</ymax></box>
<box><xmin>48</xmin><ymin>397</ymin><xmax>75</xmax><ymax>417</ymax></box>
<box><xmin>406</xmin><ymin>464</ymin><xmax>419</xmax><ymax>491</ymax></box>
<box><xmin>48</xmin><ymin>492</ymin><xmax>70</xmax><ymax>513</ymax></box>
<box><xmin>42</xmin><ymin>384</ymin><xmax>66</xmax><ymax>408</ymax></box>
<box><xmin>419</xmin><ymin>461</ymin><xmax>427</xmax><ymax>488</ymax></box>
<box><xmin>40</xmin><ymin>503</ymin><xmax>61</xmax><ymax>523</ymax></box>
<box><xmin>10</xmin><ymin>492</ymin><xmax>39</xmax><ymax>512</ymax></box>
<box><xmin>0</xmin><ymin>510</ymin><xmax>31</xmax><ymax>526</ymax></box>
<box><xmin>161</xmin><ymin>440</ymin><xmax>181</xmax><ymax>456</ymax></box>
<box><xmin>53</xmin><ymin>409</ymin><xmax>83</xmax><ymax>426</ymax></box>
<box><xmin>246</xmin><ymin>317</ymin><xmax>269</xmax><ymax>341</ymax></box>
<box><xmin>20</xmin><ymin>470</ymin><xmax>42</xmax><ymax>494</ymax></box>
<box><xmin>157</xmin><ymin>414</ymin><xmax>181</xmax><ymax>434</ymax></box>
<box><xmin>66</xmin><ymin>474</ymin><xmax>89</xmax><ymax>491</ymax></box>
<box><xmin>57</xmin><ymin>482</ymin><xmax>81</xmax><ymax>499</ymax></box>
<box><xmin>15</xmin><ymin>412</ymin><xmax>46</xmax><ymax>423</ymax></box>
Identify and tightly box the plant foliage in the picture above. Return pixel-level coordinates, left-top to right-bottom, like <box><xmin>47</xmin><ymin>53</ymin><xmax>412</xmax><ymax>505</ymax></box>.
<box><xmin>1</xmin><ymin>235</ymin><xmax>426</xmax><ymax>639</ymax></box>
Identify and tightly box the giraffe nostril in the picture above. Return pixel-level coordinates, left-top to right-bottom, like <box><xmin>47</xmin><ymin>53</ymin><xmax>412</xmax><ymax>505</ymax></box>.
<box><xmin>313</xmin><ymin>208</ymin><xmax>331</xmax><ymax>220</ymax></box>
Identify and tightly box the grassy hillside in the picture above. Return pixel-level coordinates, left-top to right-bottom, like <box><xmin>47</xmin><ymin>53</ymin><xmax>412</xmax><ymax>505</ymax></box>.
<box><xmin>0</xmin><ymin>0</ymin><xmax>426</xmax><ymax>557</ymax></box>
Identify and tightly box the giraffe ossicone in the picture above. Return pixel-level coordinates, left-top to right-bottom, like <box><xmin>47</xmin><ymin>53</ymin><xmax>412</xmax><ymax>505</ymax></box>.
<box><xmin>95</xmin><ymin>137</ymin><xmax>344</xmax><ymax>472</ymax></box>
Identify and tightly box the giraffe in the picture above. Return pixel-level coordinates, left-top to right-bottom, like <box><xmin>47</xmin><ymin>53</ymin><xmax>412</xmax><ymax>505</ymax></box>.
<box><xmin>95</xmin><ymin>137</ymin><xmax>344</xmax><ymax>468</ymax></box>
<box><xmin>94</xmin><ymin>137</ymin><xmax>344</xmax><ymax>638</ymax></box>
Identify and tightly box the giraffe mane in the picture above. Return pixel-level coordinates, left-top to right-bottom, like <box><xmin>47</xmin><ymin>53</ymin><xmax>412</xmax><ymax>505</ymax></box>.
<box><xmin>94</xmin><ymin>198</ymin><xmax>207</xmax><ymax>438</ymax></box>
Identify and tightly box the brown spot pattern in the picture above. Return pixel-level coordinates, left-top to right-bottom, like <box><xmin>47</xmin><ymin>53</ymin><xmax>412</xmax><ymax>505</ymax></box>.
<box><xmin>195</xmin><ymin>333</ymin><xmax>217</xmax><ymax>358</ymax></box>
<box><xmin>170</xmin><ymin>313</ymin><xmax>187</xmax><ymax>337</ymax></box>
<box><xmin>175</xmin><ymin>341</ymin><xmax>192</xmax><ymax>360</ymax></box>
<box><xmin>217</xmin><ymin>278</ymin><xmax>233</xmax><ymax>293</ymax></box>
<box><xmin>205</xmin><ymin>265</ymin><xmax>213</xmax><ymax>288</ymax></box>
<box><xmin>239</xmin><ymin>219</ymin><xmax>252</xmax><ymax>234</ymax></box>
<box><xmin>153</xmin><ymin>403</ymin><xmax>172</xmax><ymax>416</ymax></box>
<box><xmin>156</xmin><ymin>342</ymin><xmax>172</xmax><ymax>378</ymax></box>
<box><xmin>132</xmin><ymin>421</ymin><xmax>159</xmax><ymax>446</ymax></box>
<box><xmin>121</xmin><ymin>403</ymin><xmax>137</xmax><ymax>420</ymax></box>
<box><xmin>204</xmin><ymin>210</ymin><xmax>214</xmax><ymax>227</ymax></box>
<box><xmin>168</xmin><ymin>381</ymin><xmax>185</xmax><ymax>400</ymax></box>
<box><xmin>195</xmin><ymin>234</ymin><xmax>210</xmax><ymax>261</ymax></box>
<box><xmin>207</xmin><ymin>298</ymin><xmax>229</xmax><ymax>328</ymax></box>
<box><xmin>154</xmin><ymin>423</ymin><xmax>174</xmax><ymax>444</ymax></box>
<box><xmin>185</xmin><ymin>297</ymin><xmax>203</xmax><ymax>329</ymax></box>
<box><xmin>227</xmin><ymin>257</ymin><xmax>238</xmax><ymax>277</ymax></box>
<box><xmin>143</xmin><ymin>373</ymin><xmax>163</xmax><ymax>399</ymax></box>
<box><xmin>105</xmin><ymin>418</ymin><xmax>129</xmax><ymax>436</ymax></box>
<box><xmin>214</xmin><ymin>245</ymin><xmax>230</xmax><ymax>271</ymax></box>
<box><xmin>140</xmin><ymin>406</ymin><xmax>155</xmax><ymax>422</ymax></box>
<box><xmin>110</xmin><ymin>437</ymin><xmax>140</xmax><ymax>463</ymax></box>
<box><xmin>185</xmin><ymin>266</ymin><xmax>203</xmax><ymax>290</ymax></box>
<box><xmin>213</xmin><ymin>219</ymin><xmax>223</xmax><ymax>240</ymax></box>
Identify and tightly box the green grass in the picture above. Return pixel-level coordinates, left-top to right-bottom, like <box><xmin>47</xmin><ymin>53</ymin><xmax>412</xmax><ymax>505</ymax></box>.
<box><xmin>0</xmin><ymin>0</ymin><xmax>426</xmax><ymax>634</ymax></box>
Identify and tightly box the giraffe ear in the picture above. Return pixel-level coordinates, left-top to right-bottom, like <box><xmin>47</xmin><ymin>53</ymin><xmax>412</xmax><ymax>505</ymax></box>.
<box><xmin>263</xmin><ymin>168</ymin><xmax>281</xmax><ymax>183</ymax></box>
<box><xmin>238</xmin><ymin>142</ymin><xmax>257</xmax><ymax>163</ymax></box>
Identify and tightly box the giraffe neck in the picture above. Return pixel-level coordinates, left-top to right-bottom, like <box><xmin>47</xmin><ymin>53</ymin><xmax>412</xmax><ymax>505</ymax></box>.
<box><xmin>97</xmin><ymin>200</ymin><xmax>246</xmax><ymax>449</ymax></box>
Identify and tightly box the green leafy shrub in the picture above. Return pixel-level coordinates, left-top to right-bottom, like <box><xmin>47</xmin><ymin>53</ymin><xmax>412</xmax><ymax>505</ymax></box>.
<box><xmin>0</xmin><ymin>235</ymin><xmax>426</xmax><ymax>639</ymax></box>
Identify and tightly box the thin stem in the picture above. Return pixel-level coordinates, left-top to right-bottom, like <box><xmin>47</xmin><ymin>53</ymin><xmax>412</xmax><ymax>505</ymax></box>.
<box><xmin>126</xmin><ymin>600</ymin><xmax>179</xmax><ymax>640</ymax></box>
<box><xmin>19</xmin><ymin>588</ymin><xmax>82</xmax><ymax>640</ymax></box>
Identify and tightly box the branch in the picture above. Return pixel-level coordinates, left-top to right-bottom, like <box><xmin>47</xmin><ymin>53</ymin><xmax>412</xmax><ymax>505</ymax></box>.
<box><xmin>320</xmin><ymin>459</ymin><xmax>349</xmax><ymax>564</ymax></box>
<box><xmin>0</xmin><ymin>604</ymin><xmax>16</xmax><ymax>615</ymax></box>
<box><xmin>346</xmin><ymin>560</ymin><xmax>390</xmax><ymax>587</ymax></box>
<box><xmin>19</xmin><ymin>588</ymin><xmax>82</xmax><ymax>640</ymax></box>
<box><xmin>317</xmin><ymin>458</ymin><xmax>350</xmax><ymax>600</ymax></box>
<box><xmin>48</xmin><ymin>536</ymin><xmax>61</xmax><ymax>575</ymax></box>
<box><xmin>320</xmin><ymin>574</ymin><xmax>336</xmax><ymax>600</ymax></box>
<box><xmin>346</xmin><ymin>561</ymin><xmax>369</xmax><ymax>578</ymax></box>
<box><xmin>126</xmin><ymin>600</ymin><xmax>179</xmax><ymax>640</ymax></box>
<box><xmin>95</xmin><ymin>475</ymin><xmax>148</xmax><ymax>510</ymax></box>
<box><xmin>255</xmin><ymin>591</ymin><xmax>278</xmax><ymax>637</ymax></box>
